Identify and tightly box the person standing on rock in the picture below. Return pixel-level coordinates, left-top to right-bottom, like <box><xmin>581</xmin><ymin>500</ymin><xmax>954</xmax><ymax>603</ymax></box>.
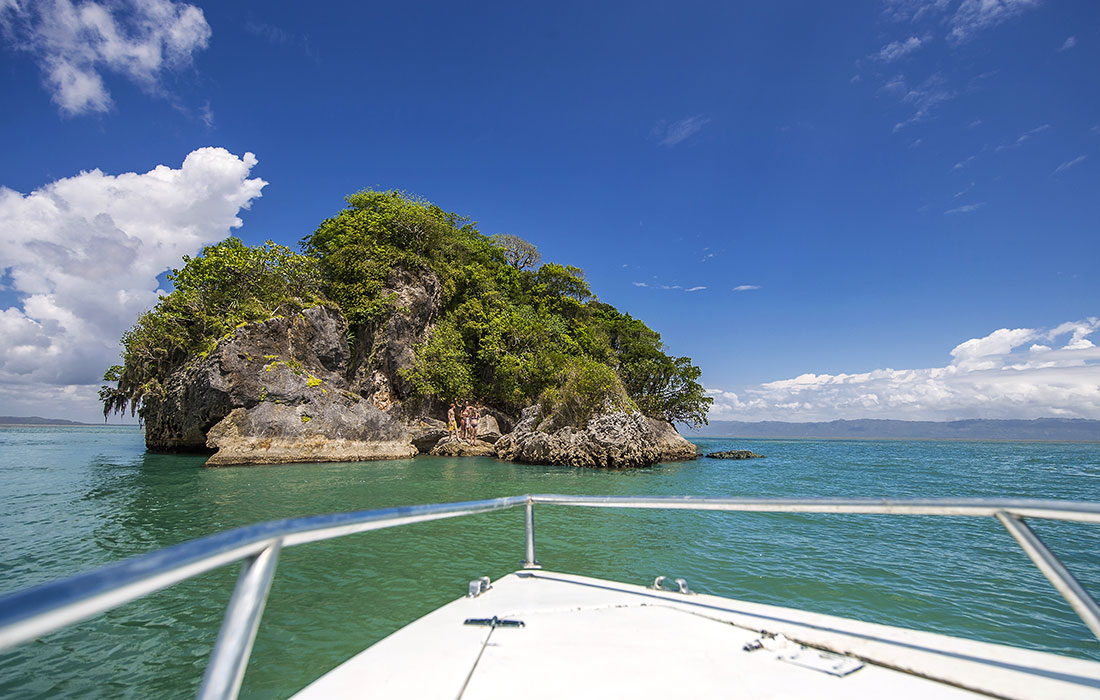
<box><xmin>460</xmin><ymin>403</ymin><xmax>471</xmax><ymax>441</ymax></box>
<box><xmin>469</xmin><ymin>405</ymin><xmax>480</xmax><ymax>445</ymax></box>
<box><xmin>447</xmin><ymin>403</ymin><xmax>457</xmax><ymax>439</ymax></box>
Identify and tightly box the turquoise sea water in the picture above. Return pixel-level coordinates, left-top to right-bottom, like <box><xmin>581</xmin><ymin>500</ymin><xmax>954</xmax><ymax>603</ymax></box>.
<box><xmin>1</xmin><ymin>426</ymin><xmax>1099</xmax><ymax>698</ymax></box>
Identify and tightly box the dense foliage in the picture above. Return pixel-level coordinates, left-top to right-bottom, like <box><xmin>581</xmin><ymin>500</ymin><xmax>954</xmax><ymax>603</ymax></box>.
<box><xmin>105</xmin><ymin>190</ymin><xmax>712</xmax><ymax>426</ymax></box>
<box><xmin>100</xmin><ymin>238</ymin><xmax>324</xmax><ymax>417</ymax></box>
<box><xmin>538</xmin><ymin>356</ymin><xmax>635</xmax><ymax>430</ymax></box>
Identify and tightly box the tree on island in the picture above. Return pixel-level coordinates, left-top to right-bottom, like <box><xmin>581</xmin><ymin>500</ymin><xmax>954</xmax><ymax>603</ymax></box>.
<box><xmin>490</xmin><ymin>233</ymin><xmax>541</xmax><ymax>270</ymax></box>
<box><xmin>102</xmin><ymin>190</ymin><xmax>712</xmax><ymax>427</ymax></box>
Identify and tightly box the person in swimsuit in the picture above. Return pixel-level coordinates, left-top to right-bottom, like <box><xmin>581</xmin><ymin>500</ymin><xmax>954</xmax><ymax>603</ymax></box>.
<box><xmin>469</xmin><ymin>405</ymin><xmax>479</xmax><ymax>445</ymax></box>
<box><xmin>461</xmin><ymin>403</ymin><xmax>471</xmax><ymax>441</ymax></box>
<box><xmin>447</xmin><ymin>403</ymin><xmax>457</xmax><ymax>438</ymax></box>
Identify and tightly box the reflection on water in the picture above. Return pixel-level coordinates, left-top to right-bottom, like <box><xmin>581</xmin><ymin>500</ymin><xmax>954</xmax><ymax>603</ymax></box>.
<box><xmin>1</xmin><ymin>427</ymin><xmax>1098</xmax><ymax>698</ymax></box>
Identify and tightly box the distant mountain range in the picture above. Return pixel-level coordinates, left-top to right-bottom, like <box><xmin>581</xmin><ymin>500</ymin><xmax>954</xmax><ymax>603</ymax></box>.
<box><xmin>5</xmin><ymin>414</ymin><xmax>1098</xmax><ymax>441</ymax></box>
<box><xmin>0</xmin><ymin>415</ymin><xmax>92</xmax><ymax>426</ymax></box>
<box><xmin>686</xmin><ymin>418</ymin><xmax>1100</xmax><ymax>441</ymax></box>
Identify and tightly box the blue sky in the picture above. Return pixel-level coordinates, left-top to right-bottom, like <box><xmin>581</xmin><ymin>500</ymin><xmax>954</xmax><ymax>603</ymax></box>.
<box><xmin>1</xmin><ymin>0</ymin><xmax>1098</xmax><ymax>423</ymax></box>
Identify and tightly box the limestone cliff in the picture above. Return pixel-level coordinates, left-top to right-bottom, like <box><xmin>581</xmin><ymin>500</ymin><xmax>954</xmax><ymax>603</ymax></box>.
<box><xmin>139</xmin><ymin>268</ymin><xmax>698</xmax><ymax>468</ymax></box>
<box><xmin>349</xmin><ymin>266</ymin><xmax>442</xmax><ymax>417</ymax></box>
<box><xmin>206</xmin><ymin>401</ymin><xmax>415</xmax><ymax>466</ymax></box>
<box><xmin>141</xmin><ymin>305</ymin><xmax>415</xmax><ymax>465</ymax></box>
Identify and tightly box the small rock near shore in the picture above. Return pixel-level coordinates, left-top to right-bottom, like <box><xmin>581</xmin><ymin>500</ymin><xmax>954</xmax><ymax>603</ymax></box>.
<box><xmin>705</xmin><ymin>450</ymin><xmax>765</xmax><ymax>460</ymax></box>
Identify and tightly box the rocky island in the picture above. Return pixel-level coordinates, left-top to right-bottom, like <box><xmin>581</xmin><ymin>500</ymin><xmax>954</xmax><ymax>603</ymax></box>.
<box><xmin>100</xmin><ymin>190</ymin><xmax>711</xmax><ymax>468</ymax></box>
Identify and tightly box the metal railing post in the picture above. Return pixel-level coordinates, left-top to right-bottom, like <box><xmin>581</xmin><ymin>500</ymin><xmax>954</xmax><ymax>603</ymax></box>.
<box><xmin>995</xmin><ymin>512</ymin><xmax>1100</xmax><ymax>642</ymax></box>
<box><xmin>197</xmin><ymin>539</ymin><xmax>282</xmax><ymax>700</ymax></box>
<box><xmin>523</xmin><ymin>497</ymin><xmax>540</xmax><ymax>569</ymax></box>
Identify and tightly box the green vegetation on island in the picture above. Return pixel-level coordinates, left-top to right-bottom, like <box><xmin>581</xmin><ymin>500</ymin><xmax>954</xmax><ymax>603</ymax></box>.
<box><xmin>102</xmin><ymin>190</ymin><xmax>712</xmax><ymax>426</ymax></box>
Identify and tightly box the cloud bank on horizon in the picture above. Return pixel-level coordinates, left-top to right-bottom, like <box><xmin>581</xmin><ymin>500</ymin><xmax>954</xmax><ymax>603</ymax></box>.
<box><xmin>708</xmin><ymin>319</ymin><xmax>1100</xmax><ymax>422</ymax></box>
<box><xmin>0</xmin><ymin>148</ymin><xmax>265</xmax><ymax>417</ymax></box>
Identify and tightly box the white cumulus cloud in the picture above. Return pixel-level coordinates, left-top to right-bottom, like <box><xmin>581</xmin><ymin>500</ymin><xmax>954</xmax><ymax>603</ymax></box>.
<box><xmin>0</xmin><ymin>147</ymin><xmax>267</xmax><ymax>417</ymax></box>
<box><xmin>707</xmin><ymin>318</ymin><xmax>1100</xmax><ymax>421</ymax></box>
<box><xmin>0</xmin><ymin>0</ymin><xmax>211</xmax><ymax>115</ymax></box>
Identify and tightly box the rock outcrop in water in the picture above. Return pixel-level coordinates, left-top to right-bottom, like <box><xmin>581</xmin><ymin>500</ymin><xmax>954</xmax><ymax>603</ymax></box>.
<box><xmin>705</xmin><ymin>450</ymin><xmax>765</xmax><ymax>460</ymax></box>
<box><xmin>139</xmin><ymin>264</ymin><xmax>699</xmax><ymax>468</ymax></box>
<box><xmin>107</xmin><ymin>192</ymin><xmax>712</xmax><ymax>467</ymax></box>
<box><xmin>141</xmin><ymin>300</ymin><xmax>699</xmax><ymax>468</ymax></box>
<box><xmin>494</xmin><ymin>404</ymin><xmax>697</xmax><ymax>468</ymax></box>
<box><xmin>206</xmin><ymin>401</ymin><xmax>415</xmax><ymax>466</ymax></box>
<box><xmin>141</xmin><ymin>305</ymin><xmax>417</xmax><ymax>465</ymax></box>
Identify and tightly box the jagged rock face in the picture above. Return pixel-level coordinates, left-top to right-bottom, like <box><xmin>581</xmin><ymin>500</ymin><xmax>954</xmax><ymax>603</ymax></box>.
<box><xmin>205</xmin><ymin>398</ymin><xmax>416</xmax><ymax>466</ymax></box>
<box><xmin>350</xmin><ymin>266</ymin><xmax>442</xmax><ymax>412</ymax></box>
<box><xmin>140</xmin><ymin>305</ymin><xmax>416</xmax><ymax>465</ymax></box>
<box><xmin>142</xmin><ymin>306</ymin><xmax>351</xmax><ymax>452</ymax></box>
<box><xmin>429</xmin><ymin>435</ymin><xmax>497</xmax><ymax>457</ymax></box>
<box><xmin>494</xmin><ymin>405</ymin><xmax>698</xmax><ymax>468</ymax></box>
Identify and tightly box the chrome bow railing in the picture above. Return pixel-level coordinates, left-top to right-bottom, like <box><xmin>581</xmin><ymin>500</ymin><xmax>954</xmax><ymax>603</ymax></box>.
<box><xmin>2</xmin><ymin>495</ymin><xmax>1100</xmax><ymax>699</ymax></box>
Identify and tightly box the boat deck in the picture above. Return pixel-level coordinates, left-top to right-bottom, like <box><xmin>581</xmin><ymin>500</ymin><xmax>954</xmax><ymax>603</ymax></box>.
<box><xmin>292</xmin><ymin>569</ymin><xmax>1100</xmax><ymax>699</ymax></box>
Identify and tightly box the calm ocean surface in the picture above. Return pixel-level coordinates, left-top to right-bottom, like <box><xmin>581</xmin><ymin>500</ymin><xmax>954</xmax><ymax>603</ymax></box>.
<box><xmin>1</xmin><ymin>426</ymin><xmax>1099</xmax><ymax>698</ymax></box>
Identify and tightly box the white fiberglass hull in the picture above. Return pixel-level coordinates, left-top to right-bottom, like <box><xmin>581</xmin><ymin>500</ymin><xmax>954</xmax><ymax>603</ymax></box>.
<box><xmin>292</xmin><ymin>569</ymin><xmax>1100</xmax><ymax>699</ymax></box>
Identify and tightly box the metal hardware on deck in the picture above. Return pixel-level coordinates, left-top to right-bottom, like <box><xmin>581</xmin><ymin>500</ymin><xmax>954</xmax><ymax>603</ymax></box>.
<box><xmin>775</xmin><ymin>646</ymin><xmax>864</xmax><ymax>677</ymax></box>
<box><xmin>467</xmin><ymin>576</ymin><xmax>492</xmax><ymax>598</ymax></box>
<box><xmin>748</xmin><ymin>631</ymin><xmax>864</xmax><ymax>676</ymax></box>
<box><xmin>463</xmin><ymin>616</ymin><xmax>525</xmax><ymax>628</ymax></box>
<box><xmin>650</xmin><ymin>576</ymin><xmax>692</xmax><ymax>594</ymax></box>
<box><xmin>3</xmin><ymin>494</ymin><xmax>1100</xmax><ymax>700</ymax></box>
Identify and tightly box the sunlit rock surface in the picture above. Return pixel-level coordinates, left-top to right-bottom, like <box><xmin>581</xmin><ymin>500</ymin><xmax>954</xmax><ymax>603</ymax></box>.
<box><xmin>494</xmin><ymin>405</ymin><xmax>697</xmax><ymax>468</ymax></box>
